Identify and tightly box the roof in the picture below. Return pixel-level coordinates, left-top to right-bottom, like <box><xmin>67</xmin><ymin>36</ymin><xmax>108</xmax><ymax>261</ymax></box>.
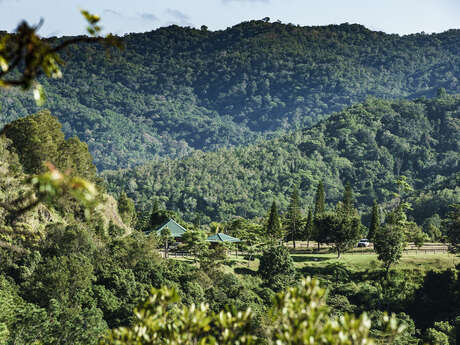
<box><xmin>207</xmin><ymin>233</ymin><xmax>241</xmax><ymax>243</ymax></box>
<box><xmin>151</xmin><ymin>219</ymin><xmax>187</xmax><ymax>237</ymax></box>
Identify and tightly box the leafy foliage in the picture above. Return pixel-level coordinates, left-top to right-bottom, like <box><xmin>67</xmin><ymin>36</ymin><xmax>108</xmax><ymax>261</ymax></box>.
<box><xmin>285</xmin><ymin>186</ymin><xmax>301</xmax><ymax>247</ymax></box>
<box><xmin>1</xmin><ymin>110</ymin><xmax>97</xmax><ymax>180</ymax></box>
<box><xmin>368</xmin><ymin>201</ymin><xmax>380</xmax><ymax>242</ymax></box>
<box><xmin>314</xmin><ymin>212</ymin><xmax>362</xmax><ymax>258</ymax></box>
<box><xmin>117</xmin><ymin>192</ymin><xmax>136</xmax><ymax>227</ymax></box>
<box><xmin>258</xmin><ymin>245</ymin><xmax>295</xmax><ymax>291</ymax></box>
<box><xmin>105</xmin><ymin>94</ymin><xmax>460</xmax><ymax>227</ymax></box>
<box><xmin>374</xmin><ymin>224</ymin><xmax>405</xmax><ymax>278</ymax></box>
<box><xmin>100</xmin><ymin>278</ymin><xmax>403</xmax><ymax>345</ymax></box>
<box><xmin>0</xmin><ymin>10</ymin><xmax>118</xmax><ymax>103</ymax></box>
<box><xmin>266</xmin><ymin>201</ymin><xmax>282</xmax><ymax>240</ymax></box>
<box><xmin>444</xmin><ymin>204</ymin><xmax>460</xmax><ymax>253</ymax></box>
<box><xmin>2</xmin><ymin>23</ymin><xmax>460</xmax><ymax>169</ymax></box>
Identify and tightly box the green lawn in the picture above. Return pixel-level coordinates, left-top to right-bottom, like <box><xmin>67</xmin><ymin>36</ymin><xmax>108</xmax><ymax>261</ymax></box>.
<box><xmin>291</xmin><ymin>252</ymin><xmax>459</xmax><ymax>271</ymax></box>
<box><xmin>171</xmin><ymin>250</ymin><xmax>459</xmax><ymax>277</ymax></box>
<box><xmin>221</xmin><ymin>252</ymin><xmax>460</xmax><ymax>276</ymax></box>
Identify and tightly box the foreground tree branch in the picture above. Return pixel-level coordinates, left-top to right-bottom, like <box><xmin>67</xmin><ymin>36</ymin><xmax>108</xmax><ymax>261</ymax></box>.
<box><xmin>0</xmin><ymin>10</ymin><xmax>122</xmax><ymax>103</ymax></box>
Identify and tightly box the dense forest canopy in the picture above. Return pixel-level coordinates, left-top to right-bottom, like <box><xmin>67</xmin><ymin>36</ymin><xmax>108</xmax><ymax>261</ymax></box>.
<box><xmin>1</xmin><ymin>21</ymin><xmax>460</xmax><ymax>170</ymax></box>
<box><xmin>104</xmin><ymin>93</ymin><xmax>460</xmax><ymax>225</ymax></box>
<box><xmin>0</xmin><ymin>16</ymin><xmax>459</xmax><ymax>344</ymax></box>
<box><xmin>0</xmin><ymin>111</ymin><xmax>458</xmax><ymax>345</ymax></box>
<box><xmin>0</xmin><ymin>109</ymin><xmax>457</xmax><ymax>345</ymax></box>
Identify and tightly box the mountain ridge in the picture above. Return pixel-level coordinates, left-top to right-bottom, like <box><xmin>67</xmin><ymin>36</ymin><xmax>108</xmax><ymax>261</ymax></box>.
<box><xmin>1</xmin><ymin>21</ymin><xmax>459</xmax><ymax>170</ymax></box>
<box><xmin>104</xmin><ymin>93</ymin><xmax>460</xmax><ymax>225</ymax></box>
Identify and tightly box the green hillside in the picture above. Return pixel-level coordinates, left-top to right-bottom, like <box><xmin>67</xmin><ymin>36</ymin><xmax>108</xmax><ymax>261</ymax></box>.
<box><xmin>1</xmin><ymin>21</ymin><xmax>460</xmax><ymax>170</ymax></box>
<box><xmin>104</xmin><ymin>93</ymin><xmax>460</xmax><ymax>224</ymax></box>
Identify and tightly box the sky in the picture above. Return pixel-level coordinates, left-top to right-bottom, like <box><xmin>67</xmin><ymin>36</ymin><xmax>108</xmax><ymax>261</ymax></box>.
<box><xmin>0</xmin><ymin>0</ymin><xmax>459</xmax><ymax>37</ymax></box>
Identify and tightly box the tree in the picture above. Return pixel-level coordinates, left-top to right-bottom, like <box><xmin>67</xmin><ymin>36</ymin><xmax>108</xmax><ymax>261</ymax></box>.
<box><xmin>374</xmin><ymin>178</ymin><xmax>412</xmax><ymax>278</ymax></box>
<box><xmin>390</xmin><ymin>177</ymin><xmax>425</xmax><ymax>244</ymax></box>
<box><xmin>285</xmin><ymin>186</ymin><xmax>301</xmax><ymax>248</ymax></box>
<box><xmin>368</xmin><ymin>200</ymin><xmax>380</xmax><ymax>242</ymax></box>
<box><xmin>1</xmin><ymin>110</ymin><xmax>98</xmax><ymax>181</ymax></box>
<box><xmin>374</xmin><ymin>223</ymin><xmax>404</xmax><ymax>279</ymax></box>
<box><xmin>313</xmin><ymin>181</ymin><xmax>326</xmax><ymax>250</ymax></box>
<box><xmin>117</xmin><ymin>192</ymin><xmax>136</xmax><ymax>227</ymax></box>
<box><xmin>437</xmin><ymin>87</ymin><xmax>448</xmax><ymax>98</ymax></box>
<box><xmin>258</xmin><ymin>245</ymin><xmax>295</xmax><ymax>291</ymax></box>
<box><xmin>336</xmin><ymin>183</ymin><xmax>359</xmax><ymax>218</ymax></box>
<box><xmin>25</xmin><ymin>253</ymin><xmax>95</xmax><ymax>308</ymax></box>
<box><xmin>342</xmin><ymin>183</ymin><xmax>354</xmax><ymax>214</ymax></box>
<box><xmin>58</xmin><ymin>137</ymin><xmax>98</xmax><ymax>181</ymax></box>
<box><xmin>425</xmin><ymin>322</ymin><xmax>454</xmax><ymax>345</ymax></box>
<box><xmin>181</xmin><ymin>230</ymin><xmax>209</xmax><ymax>263</ymax></box>
<box><xmin>159</xmin><ymin>227</ymin><xmax>173</xmax><ymax>259</ymax></box>
<box><xmin>0</xmin><ymin>10</ymin><xmax>114</xmax><ymax>218</ymax></box>
<box><xmin>1</xmin><ymin>110</ymin><xmax>64</xmax><ymax>174</ymax></box>
<box><xmin>375</xmin><ymin>177</ymin><xmax>424</xmax><ymax>272</ymax></box>
<box><xmin>444</xmin><ymin>204</ymin><xmax>460</xmax><ymax>253</ymax></box>
<box><xmin>266</xmin><ymin>201</ymin><xmax>282</xmax><ymax>240</ymax></box>
<box><xmin>0</xmin><ymin>113</ymin><xmax>99</xmax><ymax>224</ymax></box>
<box><xmin>314</xmin><ymin>212</ymin><xmax>361</xmax><ymax>258</ymax></box>
<box><xmin>314</xmin><ymin>181</ymin><xmax>326</xmax><ymax>217</ymax></box>
<box><xmin>304</xmin><ymin>207</ymin><xmax>314</xmax><ymax>247</ymax></box>
<box><xmin>148</xmin><ymin>200</ymin><xmax>168</xmax><ymax>230</ymax></box>
<box><xmin>0</xmin><ymin>10</ymin><xmax>118</xmax><ymax>103</ymax></box>
<box><xmin>100</xmin><ymin>278</ymin><xmax>403</xmax><ymax>345</ymax></box>
<box><xmin>8</xmin><ymin>301</ymin><xmax>107</xmax><ymax>345</ymax></box>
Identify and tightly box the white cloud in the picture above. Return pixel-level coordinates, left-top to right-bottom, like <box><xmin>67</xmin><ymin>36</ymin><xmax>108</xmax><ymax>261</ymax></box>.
<box><xmin>140</xmin><ymin>13</ymin><xmax>158</xmax><ymax>22</ymax></box>
<box><xmin>165</xmin><ymin>8</ymin><xmax>193</xmax><ymax>26</ymax></box>
<box><xmin>104</xmin><ymin>9</ymin><xmax>122</xmax><ymax>17</ymax></box>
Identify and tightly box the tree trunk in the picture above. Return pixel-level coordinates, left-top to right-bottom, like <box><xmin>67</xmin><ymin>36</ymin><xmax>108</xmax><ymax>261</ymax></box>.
<box><xmin>292</xmin><ymin>223</ymin><xmax>296</xmax><ymax>249</ymax></box>
<box><xmin>385</xmin><ymin>263</ymin><xmax>390</xmax><ymax>280</ymax></box>
<box><xmin>337</xmin><ymin>248</ymin><xmax>341</xmax><ymax>259</ymax></box>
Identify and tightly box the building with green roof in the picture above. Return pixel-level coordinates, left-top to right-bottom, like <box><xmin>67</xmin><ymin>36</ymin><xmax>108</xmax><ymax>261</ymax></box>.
<box><xmin>206</xmin><ymin>233</ymin><xmax>241</xmax><ymax>243</ymax></box>
<box><xmin>147</xmin><ymin>219</ymin><xmax>187</xmax><ymax>238</ymax></box>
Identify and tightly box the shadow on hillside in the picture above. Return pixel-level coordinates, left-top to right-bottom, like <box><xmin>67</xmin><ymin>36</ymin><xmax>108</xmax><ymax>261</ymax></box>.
<box><xmin>234</xmin><ymin>267</ymin><xmax>257</xmax><ymax>276</ymax></box>
<box><xmin>291</xmin><ymin>255</ymin><xmax>332</xmax><ymax>263</ymax></box>
<box><xmin>298</xmin><ymin>265</ymin><xmax>336</xmax><ymax>277</ymax></box>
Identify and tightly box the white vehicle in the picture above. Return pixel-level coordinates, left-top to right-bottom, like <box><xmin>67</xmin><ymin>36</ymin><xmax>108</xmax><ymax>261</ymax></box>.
<box><xmin>357</xmin><ymin>239</ymin><xmax>370</xmax><ymax>247</ymax></box>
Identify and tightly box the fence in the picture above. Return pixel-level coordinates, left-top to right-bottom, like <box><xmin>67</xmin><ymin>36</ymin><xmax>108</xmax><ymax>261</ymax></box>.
<box><xmin>159</xmin><ymin>250</ymin><xmax>193</xmax><ymax>258</ymax></box>
<box><xmin>347</xmin><ymin>247</ymin><xmax>448</xmax><ymax>255</ymax></box>
<box><xmin>160</xmin><ymin>245</ymin><xmax>449</xmax><ymax>258</ymax></box>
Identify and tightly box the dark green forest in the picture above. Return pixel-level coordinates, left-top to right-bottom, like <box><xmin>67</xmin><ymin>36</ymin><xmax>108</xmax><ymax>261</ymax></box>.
<box><xmin>104</xmin><ymin>93</ymin><xmax>460</xmax><ymax>226</ymax></box>
<box><xmin>1</xmin><ymin>21</ymin><xmax>460</xmax><ymax>170</ymax></box>
<box><xmin>0</xmin><ymin>112</ymin><xmax>459</xmax><ymax>345</ymax></box>
<box><xmin>0</xmin><ymin>111</ymin><xmax>458</xmax><ymax>344</ymax></box>
<box><xmin>1</xmin><ymin>19</ymin><xmax>460</xmax><ymax>345</ymax></box>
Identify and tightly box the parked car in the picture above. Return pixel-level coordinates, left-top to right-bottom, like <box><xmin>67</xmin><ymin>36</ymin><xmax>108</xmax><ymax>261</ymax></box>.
<box><xmin>357</xmin><ymin>239</ymin><xmax>370</xmax><ymax>247</ymax></box>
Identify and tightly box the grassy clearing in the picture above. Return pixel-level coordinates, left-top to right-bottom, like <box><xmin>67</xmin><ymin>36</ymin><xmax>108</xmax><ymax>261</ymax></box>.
<box><xmin>170</xmin><ymin>250</ymin><xmax>459</xmax><ymax>277</ymax></box>
<box><xmin>291</xmin><ymin>252</ymin><xmax>459</xmax><ymax>272</ymax></box>
<box><xmin>220</xmin><ymin>252</ymin><xmax>460</xmax><ymax>277</ymax></box>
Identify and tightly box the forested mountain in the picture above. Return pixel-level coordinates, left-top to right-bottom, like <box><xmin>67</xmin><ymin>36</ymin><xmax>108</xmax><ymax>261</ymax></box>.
<box><xmin>1</xmin><ymin>21</ymin><xmax>460</xmax><ymax>170</ymax></box>
<box><xmin>104</xmin><ymin>93</ymin><xmax>460</xmax><ymax>225</ymax></box>
<box><xmin>0</xmin><ymin>112</ymin><xmax>146</xmax><ymax>344</ymax></box>
<box><xmin>0</xmin><ymin>111</ymin><xmax>130</xmax><ymax>236</ymax></box>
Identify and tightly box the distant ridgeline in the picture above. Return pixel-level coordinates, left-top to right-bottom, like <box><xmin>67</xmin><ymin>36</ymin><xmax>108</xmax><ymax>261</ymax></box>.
<box><xmin>0</xmin><ymin>21</ymin><xmax>459</xmax><ymax>170</ymax></box>
<box><xmin>104</xmin><ymin>93</ymin><xmax>460</xmax><ymax>225</ymax></box>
